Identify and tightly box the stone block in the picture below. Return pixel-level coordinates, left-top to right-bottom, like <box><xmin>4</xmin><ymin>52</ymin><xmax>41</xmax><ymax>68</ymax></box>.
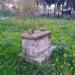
<box><xmin>20</xmin><ymin>30</ymin><xmax>56</xmax><ymax>64</ymax></box>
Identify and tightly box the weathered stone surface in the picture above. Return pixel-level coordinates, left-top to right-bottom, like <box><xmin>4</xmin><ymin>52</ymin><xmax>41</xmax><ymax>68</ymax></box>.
<box><xmin>22</xmin><ymin>36</ymin><xmax>51</xmax><ymax>57</ymax></box>
<box><xmin>21</xmin><ymin>31</ymin><xmax>51</xmax><ymax>40</ymax></box>
<box><xmin>33</xmin><ymin>46</ymin><xmax>56</xmax><ymax>63</ymax></box>
<box><xmin>21</xmin><ymin>30</ymin><xmax>56</xmax><ymax>64</ymax></box>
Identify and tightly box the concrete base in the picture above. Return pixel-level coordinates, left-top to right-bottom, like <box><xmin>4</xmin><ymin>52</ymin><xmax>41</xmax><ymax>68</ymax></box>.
<box><xmin>25</xmin><ymin>45</ymin><xmax>56</xmax><ymax>64</ymax></box>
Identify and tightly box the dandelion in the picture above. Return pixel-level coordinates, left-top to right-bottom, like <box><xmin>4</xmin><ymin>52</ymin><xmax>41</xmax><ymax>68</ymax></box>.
<box><xmin>64</xmin><ymin>53</ymin><xmax>67</xmax><ymax>57</ymax></box>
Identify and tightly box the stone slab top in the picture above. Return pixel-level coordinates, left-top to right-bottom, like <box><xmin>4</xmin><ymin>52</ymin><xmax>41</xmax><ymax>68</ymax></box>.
<box><xmin>21</xmin><ymin>31</ymin><xmax>51</xmax><ymax>40</ymax></box>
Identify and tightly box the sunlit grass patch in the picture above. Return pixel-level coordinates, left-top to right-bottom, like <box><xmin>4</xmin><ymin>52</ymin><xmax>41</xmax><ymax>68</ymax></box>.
<box><xmin>0</xmin><ymin>17</ymin><xmax>75</xmax><ymax>75</ymax></box>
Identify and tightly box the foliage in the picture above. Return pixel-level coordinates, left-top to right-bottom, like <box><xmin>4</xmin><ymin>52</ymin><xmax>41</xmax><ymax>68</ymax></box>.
<box><xmin>0</xmin><ymin>0</ymin><xmax>14</xmax><ymax>16</ymax></box>
<box><xmin>16</xmin><ymin>0</ymin><xmax>35</xmax><ymax>9</ymax></box>
<box><xmin>0</xmin><ymin>17</ymin><xmax>75</xmax><ymax>75</ymax></box>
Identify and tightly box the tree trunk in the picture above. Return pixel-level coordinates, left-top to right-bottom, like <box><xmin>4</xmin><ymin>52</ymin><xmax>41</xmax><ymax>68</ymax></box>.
<box><xmin>62</xmin><ymin>4</ymin><xmax>64</xmax><ymax>17</ymax></box>
<box><xmin>57</xmin><ymin>6</ymin><xmax>60</xmax><ymax>18</ymax></box>
<box><xmin>54</xmin><ymin>3</ymin><xmax>56</xmax><ymax>17</ymax></box>
<box><xmin>0</xmin><ymin>1</ymin><xmax>6</xmax><ymax>16</ymax></box>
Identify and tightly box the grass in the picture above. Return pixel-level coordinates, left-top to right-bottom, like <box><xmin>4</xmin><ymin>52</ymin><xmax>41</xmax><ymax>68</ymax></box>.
<box><xmin>0</xmin><ymin>17</ymin><xmax>75</xmax><ymax>75</ymax></box>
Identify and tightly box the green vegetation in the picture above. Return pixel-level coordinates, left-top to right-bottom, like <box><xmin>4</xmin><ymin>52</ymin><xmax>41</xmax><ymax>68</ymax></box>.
<box><xmin>0</xmin><ymin>17</ymin><xmax>75</xmax><ymax>75</ymax></box>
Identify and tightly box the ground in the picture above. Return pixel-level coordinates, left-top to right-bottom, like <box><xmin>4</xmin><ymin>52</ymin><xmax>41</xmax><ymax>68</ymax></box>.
<box><xmin>0</xmin><ymin>17</ymin><xmax>75</xmax><ymax>75</ymax></box>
